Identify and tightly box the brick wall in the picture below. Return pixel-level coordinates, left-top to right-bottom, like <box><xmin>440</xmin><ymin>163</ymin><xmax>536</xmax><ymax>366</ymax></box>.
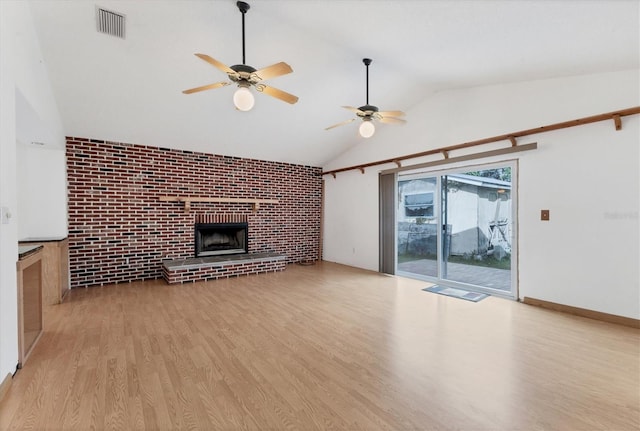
<box><xmin>66</xmin><ymin>137</ymin><xmax>322</xmax><ymax>288</ymax></box>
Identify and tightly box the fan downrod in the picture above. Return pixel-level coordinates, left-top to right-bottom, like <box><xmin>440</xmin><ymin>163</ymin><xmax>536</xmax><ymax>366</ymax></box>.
<box><xmin>237</xmin><ymin>2</ymin><xmax>250</xmax><ymax>65</ymax></box>
<box><xmin>363</xmin><ymin>58</ymin><xmax>373</xmax><ymax>105</ymax></box>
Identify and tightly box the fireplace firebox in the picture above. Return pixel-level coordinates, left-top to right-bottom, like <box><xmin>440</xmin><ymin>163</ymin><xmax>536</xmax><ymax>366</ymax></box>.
<box><xmin>194</xmin><ymin>222</ymin><xmax>248</xmax><ymax>257</ymax></box>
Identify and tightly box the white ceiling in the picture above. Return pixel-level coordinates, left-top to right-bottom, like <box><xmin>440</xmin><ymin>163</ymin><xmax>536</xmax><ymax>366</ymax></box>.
<box><xmin>29</xmin><ymin>0</ymin><xmax>639</xmax><ymax>167</ymax></box>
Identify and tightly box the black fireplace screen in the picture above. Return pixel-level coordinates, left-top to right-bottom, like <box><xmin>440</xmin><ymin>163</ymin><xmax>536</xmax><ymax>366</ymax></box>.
<box><xmin>194</xmin><ymin>222</ymin><xmax>248</xmax><ymax>257</ymax></box>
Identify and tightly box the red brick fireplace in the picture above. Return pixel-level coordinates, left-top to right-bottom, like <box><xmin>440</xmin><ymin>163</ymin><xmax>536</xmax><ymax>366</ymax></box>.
<box><xmin>66</xmin><ymin>138</ymin><xmax>322</xmax><ymax>288</ymax></box>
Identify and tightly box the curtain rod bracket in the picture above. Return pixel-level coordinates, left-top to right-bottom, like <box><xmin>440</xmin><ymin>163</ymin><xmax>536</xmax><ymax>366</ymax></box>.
<box><xmin>359</xmin><ymin>167</ymin><xmax>365</xmax><ymax>174</ymax></box>
<box><xmin>613</xmin><ymin>115</ymin><xmax>622</xmax><ymax>130</ymax></box>
<box><xmin>393</xmin><ymin>160</ymin><xmax>402</xmax><ymax>167</ymax></box>
<box><xmin>441</xmin><ymin>150</ymin><xmax>449</xmax><ymax>159</ymax></box>
<box><xmin>509</xmin><ymin>136</ymin><xmax>517</xmax><ymax>146</ymax></box>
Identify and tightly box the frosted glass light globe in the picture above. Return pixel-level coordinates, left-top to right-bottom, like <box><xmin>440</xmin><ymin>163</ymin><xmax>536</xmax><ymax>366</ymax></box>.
<box><xmin>359</xmin><ymin>120</ymin><xmax>375</xmax><ymax>138</ymax></box>
<box><xmin>233</xmin><ymin>86</ymin><xmax>255</xmax><ymax>111</ymax></box>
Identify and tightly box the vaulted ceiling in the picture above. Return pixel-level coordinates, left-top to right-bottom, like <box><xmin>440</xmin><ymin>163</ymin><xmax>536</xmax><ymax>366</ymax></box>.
<box><xmin>29</xmin><ymin>0</ymin><xmax>639</xmax><ymax>167</ymax></box>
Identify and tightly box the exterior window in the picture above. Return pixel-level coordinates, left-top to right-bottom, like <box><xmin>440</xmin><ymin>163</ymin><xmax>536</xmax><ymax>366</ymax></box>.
<box><xmin>405</xmin><ymin>192</ymin><xmax>434</xmax><ymax>217</ymax></box>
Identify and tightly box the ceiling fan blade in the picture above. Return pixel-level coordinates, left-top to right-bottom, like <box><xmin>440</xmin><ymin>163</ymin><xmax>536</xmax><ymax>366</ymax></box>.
<box><xmin>253</xmin><ymin>62</ymin><xmax>293</xmax><ymax>81</ymax></box>
<box><xmin>377</xmin><ymin>110</ymin><xmax>406</xmax><ymax>118</ymax></box>
<box><xmin>258</xmin><ymin>85</ymin><xmax>299</xmax><ymax>104</ymax></box>
<box><xmin>325</xmin><ymin>118</ymin><xmax>356</xmax><ymax>130</ymax></box>
<box><xmin>194</xmin><ymin>53</ymin><xmax>235</xmax><ymax>75</ymax></box>
<box><xmin>342</xmin><ymin>106</ymin><xmax>365</xmax><ymax>115</ymax></box>
<box><xmin>182</xmin><ymin>81</ymin><xmax>230</xmax><ymax>94</ymax></box>
<box><xmin>379</xmin><ymin>117</ymin><xmax>407</xmax><ymax>125</ymax></box>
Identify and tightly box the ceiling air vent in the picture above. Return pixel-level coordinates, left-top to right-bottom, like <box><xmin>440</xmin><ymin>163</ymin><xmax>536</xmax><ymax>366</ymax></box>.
<box><xmin>96</xmin><ymin>6</ymin><xmax>125</xmax><ymax>39</ymax></box>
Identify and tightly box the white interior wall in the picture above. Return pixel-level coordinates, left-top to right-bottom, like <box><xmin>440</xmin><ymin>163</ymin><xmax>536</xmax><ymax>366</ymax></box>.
<box><xmin>0</xmin><ymin>0</ymin><xmax>20</xmax><ymax>383</ymax></box>
<box><xmin>323</xmin><ymin>169</ymin><xmax>382</xmax><ymax>270</ymax></box>
<box><xmin>16</xmin><ymin>144</ymin><xmax>68</xmax><ymax>239</ymax></box>
<box><xmin>16</xmin><ymin>83</ymin><xmax>68</xmax><ymax>240</ymax></box>
<box><xmin>519</xmin><ymin>118</ymin><xmax>638</xmax><ymax>317</ymax></box>
<box><xmin>323</xmin><ymin>69</ymin><xmax>640</xmax><ymax>319</ymax></box>
<box><xmin>0</xmin><ymin>1</ymin><xmax>65</xmax><ymax>381</ymax></box>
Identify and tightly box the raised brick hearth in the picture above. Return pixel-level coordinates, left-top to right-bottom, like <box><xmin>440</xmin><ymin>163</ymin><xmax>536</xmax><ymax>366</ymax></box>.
<box><xmin>162</xmin><ymin>253</ymin><xmax>286</xmax><ymax>284</ymax></box>
<box><xmin>66</xmin><ymin>138</ymin><xmax>322</xmax><ymax>288</ymax></box>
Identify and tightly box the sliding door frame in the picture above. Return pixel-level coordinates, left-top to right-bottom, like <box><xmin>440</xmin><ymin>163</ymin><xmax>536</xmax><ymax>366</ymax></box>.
<box><xmin>394</xmin><ymin>159</ymin><xmax>519</xmax><ymax>299</ymax></box>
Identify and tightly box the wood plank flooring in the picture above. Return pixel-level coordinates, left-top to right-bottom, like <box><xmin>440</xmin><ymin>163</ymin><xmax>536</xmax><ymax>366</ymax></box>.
<box><xmin>0</xmin><ymin>261</ymin><xmax>638</xmax><ymax>430</ymax></box>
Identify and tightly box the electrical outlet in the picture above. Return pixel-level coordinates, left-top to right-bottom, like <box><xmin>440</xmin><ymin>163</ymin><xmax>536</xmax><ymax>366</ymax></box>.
<box><xmin>541</xmin><ymin>209</ymin><xmax>550</xmax><ymax>221</ymax></box>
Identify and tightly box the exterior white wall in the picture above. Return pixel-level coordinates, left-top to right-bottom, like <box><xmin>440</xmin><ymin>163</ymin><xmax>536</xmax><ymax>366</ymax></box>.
<box><xmin>397</xmin><ymin>177</ymin><xmax>512</xmax><ymax>256</ymax></box>
<box><xmin>0</xmin><ymin>1</ymin><xmax>65</xmax><ymax>380</ymax></box>
<box><xmin>323</xmin><ymin>69</ymin><xmax>639</xmax><ymax>319</ymax></box>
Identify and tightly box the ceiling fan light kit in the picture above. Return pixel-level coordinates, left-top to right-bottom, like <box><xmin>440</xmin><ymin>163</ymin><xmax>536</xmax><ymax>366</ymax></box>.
<box><xmin>359</xmin><ymin>120</ymin><xmax>375</xmax><ymax>138</ymax></box>
<box><xmin>183</xmin><ymin>1</ymin><xmax>298</xmax><ymax>111</ymax></box>
<box><xmin>326</xmin><ymin>58</ymin><xmax>406</xmax><ymax>138</ymax></box>
<box><xmin>233</xmin><ymin>85</ymin><xmax>255</xmax><ymax>111</ymax></box>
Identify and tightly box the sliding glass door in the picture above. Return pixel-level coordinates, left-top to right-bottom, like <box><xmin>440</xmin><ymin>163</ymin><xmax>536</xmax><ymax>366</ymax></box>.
<box><xmin>396</xmin><ymin>162</ymin><xmax>516</xmax><ymax>298</ymax></box>
<box><xmin>397</xmin><ymin>175</ymin><xmax>439</xmax><ymax>278</ymax></box>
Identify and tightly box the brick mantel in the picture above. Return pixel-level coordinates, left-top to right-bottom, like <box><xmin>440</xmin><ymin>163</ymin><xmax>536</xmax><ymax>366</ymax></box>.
<box><xmin>66</xmin><ymin>138</ymin><xmax>322</xmax><ymax>288</ymax></box>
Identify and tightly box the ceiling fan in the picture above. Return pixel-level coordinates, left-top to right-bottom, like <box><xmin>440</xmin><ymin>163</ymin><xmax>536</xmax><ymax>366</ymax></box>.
<box><xmin>326</xmin><ymin>58</ymin><xmax>406</xmax><ymax>138</ymax></box>
<box><xmin>182</xmin><ymin>1</ymin><xmax>298</xmax><ymax>111</ymax></box>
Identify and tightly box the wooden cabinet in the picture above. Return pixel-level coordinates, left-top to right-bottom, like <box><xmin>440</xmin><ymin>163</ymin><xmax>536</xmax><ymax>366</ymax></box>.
<box><xmin>18</xmin><ymin>237</ymin><xmax>69</xmax><ymax>305</ymax></box>
<box><xmin>17</xmin><ymin>245</ymin><xmax>44</xmax><ymax>367</ymax></box>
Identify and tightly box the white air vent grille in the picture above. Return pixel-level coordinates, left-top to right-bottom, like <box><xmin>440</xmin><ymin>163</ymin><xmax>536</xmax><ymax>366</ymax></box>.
<box><xmin>96</xmin><ymin>7</ymin><xmax>125</xmax><ymax>39</ymax></box>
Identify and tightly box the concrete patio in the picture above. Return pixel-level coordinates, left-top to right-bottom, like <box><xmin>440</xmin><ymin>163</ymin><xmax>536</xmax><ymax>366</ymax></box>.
<box><xmin>397</xmin><ymin>258</ymin><xmax>511</xmax><ymax>291</ymax></box>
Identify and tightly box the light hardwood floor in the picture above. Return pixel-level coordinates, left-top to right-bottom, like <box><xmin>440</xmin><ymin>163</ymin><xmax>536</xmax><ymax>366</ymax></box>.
<box><xmin>0</xmin><ymin>261</ymin><xmax>638</xmax><ymax>430</ymax></box>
